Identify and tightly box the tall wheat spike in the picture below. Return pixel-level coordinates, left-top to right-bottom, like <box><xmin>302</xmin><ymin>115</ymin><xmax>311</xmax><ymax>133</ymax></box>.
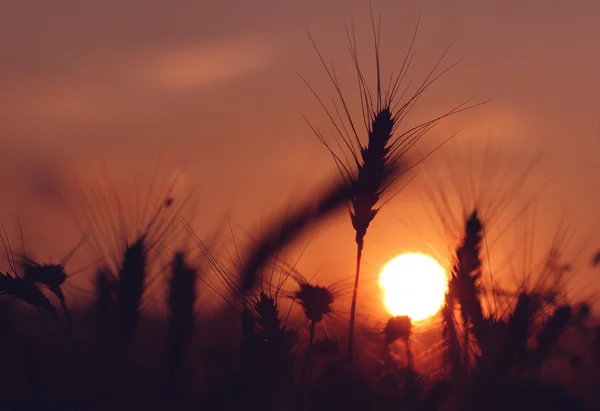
<box><xmin>0</xmin><ymin>272</ymin><xmax>83</xmax><ymax>359</ymax></box>
<box><xmin>295</xmin><ymin>282</ymin><xmax>334</xmax><ymax>383</ymax></box>
<box><xmin>23</xmin><ymin>261</ymin><xmax>72</xmax><ymax>329</ymax></box>
<box><xmin>115</xmin><ymin>236</ymin><xmax>147</xmax><ymax>347</ymax></box>
<box><xmin>167</xmin><ymin>252</ymin><xmax>197</xmax><ymax>382</ymax></box>
<box><xmin>535</xmin><ymin>305</ymin><xmax>572</xmax><ymax>367</ymax></box>
<box><xmin>19</xmin><ymin>237</ymin><xmax>85</xmax><ymax>331</ymax></box>
<box><xmin>504</xmin><ymin>293</ymin><xmax>536</xmax><ymax>369</ymax></box>
<box><xmin>383</xmin><ymin>315</ymin><xmax>414</xmax><ymax>370</ymax></box>
<box><xmin>0</xmin><ymin>272</ymin><xmax>56</xmax><ymax>313</ymax></box>
<box><xmin>305</xmin><ymin>15</ymin><xmax>477</xmax><ymax>361</ymax></box>
<box><xmin>448</xmin><ymin>211</ymin><xmax>485</xmax><ymax>370</ymax></box>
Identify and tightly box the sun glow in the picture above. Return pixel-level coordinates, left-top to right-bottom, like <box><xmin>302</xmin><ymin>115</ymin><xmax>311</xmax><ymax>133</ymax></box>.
<box><xmin>379</xmin><ymin>253</ymin><xmax>448</xmax><ymax>322</ymax></box>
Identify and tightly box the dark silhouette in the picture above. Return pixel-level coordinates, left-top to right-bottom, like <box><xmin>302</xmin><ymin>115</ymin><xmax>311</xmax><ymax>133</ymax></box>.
<box><xmin>0</xmin><ymin>11</ymin><xmax>597</xmax><ymax>411</ymax></box>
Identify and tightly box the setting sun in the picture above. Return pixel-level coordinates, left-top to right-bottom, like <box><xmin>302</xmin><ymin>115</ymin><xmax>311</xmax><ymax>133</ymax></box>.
<box><xmin>379</xmin><ymin>253</ymin><xmax>448</xmax><ymax>322</ymax></box>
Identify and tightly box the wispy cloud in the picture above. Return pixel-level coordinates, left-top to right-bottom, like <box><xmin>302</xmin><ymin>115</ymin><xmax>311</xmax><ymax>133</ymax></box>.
<box><xmin>138</xmin><ymin>35</ymin><xmax>273</xmax><ymax>90</ymax></box>
<box><xmin>0</xmin><ymin>33</ymin><xmax>275</xmax><ymax>124</ymax></box>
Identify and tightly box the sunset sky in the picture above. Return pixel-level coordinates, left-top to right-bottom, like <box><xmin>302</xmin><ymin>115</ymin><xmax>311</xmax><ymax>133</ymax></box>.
<box><xmin>1</xmin><ymin>0</ymin><xmax>599</xmax><ymax>313</ymax></box>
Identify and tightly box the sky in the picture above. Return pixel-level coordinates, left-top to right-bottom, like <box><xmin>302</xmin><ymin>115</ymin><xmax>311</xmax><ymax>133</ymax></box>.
<box><xmin>1</xmin><ymin>0</ymin><xmax>600</xmax><ymax>314</ymax></box>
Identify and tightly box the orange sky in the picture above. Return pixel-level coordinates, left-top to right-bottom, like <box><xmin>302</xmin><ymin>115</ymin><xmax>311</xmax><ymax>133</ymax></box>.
<box><xmin>1</xmin><ymin>0</ymin><xmax>599</xmax><ymax>316</ymax></box>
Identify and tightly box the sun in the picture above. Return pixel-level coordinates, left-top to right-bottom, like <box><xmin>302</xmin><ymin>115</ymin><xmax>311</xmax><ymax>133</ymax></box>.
<box><xmin>379</xmin><ymin>252</ymin><xmax>448</xmax><ymax>322</ymax></box>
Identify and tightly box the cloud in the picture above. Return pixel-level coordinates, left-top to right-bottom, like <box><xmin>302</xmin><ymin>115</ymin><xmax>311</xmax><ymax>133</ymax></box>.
<box><xmin>138</xmin><ymin>35</ymin><xmax>273</xmax><ymax>90</ymax></box>
<box><xmin>0</xmin><ymin>33</ymin><xmax>275</xmax><ymax>128</ymax></box>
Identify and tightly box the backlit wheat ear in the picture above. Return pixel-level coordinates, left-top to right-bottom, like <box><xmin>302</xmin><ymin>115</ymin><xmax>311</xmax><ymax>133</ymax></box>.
<box><xmin>295</xmin><ymin>282</ymin><xmax>335</xmax><ymax>383</ymax></box>
<box><xmin>115</xmin><ymin>235</ymin><xmax>147</xmax><ymax>347</ymax></box>
<box><xmin>305</xmin><ymin>16</ymin><xmax>477</xmax><ymax>362</ymax></box>
<box><xmin>254</xmin><ymin>293</ymin><xmax>291</xmax><ymax>356</ymax></box>
<box><xmin>347</xmin><ymin>105</ymin><xmax>398</xmax><ymax>362</ymax></box>
<box><xmin>253</xmin><ymin>292</ymin><xmax>295</xmax><ymax>375</ymax></box>
<box><xmin>20</xmin><ymin>237</ymin><xmax>86</xmax><ymax>330</ymax></box>
<box><xmin>0</xmin><ymin>272</ymin><xmax>84</xmax><ymax>363</ymax></box>
<box><xmin>0</xmin><ymin>272</ymin><xmax>56</xmax><ymax>314</ymax></box>
<box><xmin>167</xmin><ymin>251</ymin><xmax>197</xmax><ymax>382</ymax></box>
<box><xmin>448</xmin><ymin>210</ymin><xmax>485</xmax><ymax>369</ymax></box>
<box><xmin>296</xmin><ymin>283</ymin><xmax>335</xmax><ymax>334</ymax></box>
<box><xmin>22</xmin><ymin>261</ymin><xmax>67</xmax><ymax>286</ymax></box>
<box><xmin>22</xmin><ymin>261</ymin><xmax>70</xmax><ymax>325</ymax></box>
<box><xmin>297</xmin><ymin>283</ymin><xmax>334</xmax><ymax>338</ymax></box>
<box><xmin>505</xmin><ymin>293</ymin><xmax>536</xmax><ymax>368</ymax></box>
<box><xmin>383</xmin><ymin>315</ymin><xmax>414</xmax><ymax>369</ymax></box>
<box><xmin>535</xmin><ymin>304</ymin><xmax>572</xmax><ymax>367</ymax></box>
<box><xmin>241</xmin><ymin>305</ymin><xmax>261</xmax><ymax>370</ymax></box>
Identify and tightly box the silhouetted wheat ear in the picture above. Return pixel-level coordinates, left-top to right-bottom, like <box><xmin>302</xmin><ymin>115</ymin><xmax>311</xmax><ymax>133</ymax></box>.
<box><xmin>296</xmin><ymin>283</ymin><xmax>334</xmax><ymax>383</ymax></box>
<box><xmin>22</xmin><ymin>262</ymin><xmax>72</xmax><ymax>328</ymax></box>
<box><xmin>22</xmin><ymin>262</ymin><xmax>67</xmax><ymax>286</ymax></box>
<box><xmin>0</xmin><ymin>273</ymin><xmax>84</xmax><ymax>363</ymax></box>
<box><xmin>448</xmin><ymin>210</ymin><xmax>485</xmax><ymax>369</ymax></box>
<box><xmin>383</xmin><ymin>315</ymin><xmax>414</xmax><ymax>370</ymax></box>
<box><xmin>505</xmin><ymin>293</ymin><xmax>536</xmax><ymax>367</ymax></box>
<box><xmin>241</xmin><ymin>305</ymin><xmax>261</xmax><ymax>370</ymax></box>
<box><xmin>254</xmin><ymin>292</ymin><xmax>294</xmax><ymax>368</ymax></box>
<box><xmin>348</xmin><ymin>107</ymin><xmax>397</xmax><ymax>363</ymax></box>
<box><xmin>535</xmin><ymin>304</ymin><xmax>572</xmax><ymax>366</ymax></box>
<box><xmin>383</xmin><ymin>315</ymin><xmax>412</xmax><ymax>345</ymax></box>
<box><xmin>296</xmin><ymin>283</ymin><xmax>334</xmax><ymax>325</ymax></box>
<box><xmin>0</xmin><ymin>272</ymin><xmax>56</xmax><ymax>314</ymax></box>
<box><xmin>115</xmin><ymin>235</ymin><xmax>147</xmax><ymax>347</ymax></box>
<box><xmin>351</xmin><ymin>108</ymin><xmax>395</xmax><ymax>246</ymax></box>
<box><xmin>167</xmin><ymin>252</ymin><xmax>197</xmax><ymax>381</ymax></box>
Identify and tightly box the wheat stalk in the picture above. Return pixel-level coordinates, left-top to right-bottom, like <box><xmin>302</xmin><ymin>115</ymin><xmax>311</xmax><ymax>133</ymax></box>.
<box><xmin>441</xmin><ymin>291</ymin><xmax>462</xmax><ymax>377</ymax></box>
<box><xmin>304</xmin><ymin>15</ymin><xmax>478</xmax><ymax>362</ymax></box>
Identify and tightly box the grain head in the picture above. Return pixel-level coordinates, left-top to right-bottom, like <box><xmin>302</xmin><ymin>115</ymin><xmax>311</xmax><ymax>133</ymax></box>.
<box><xmin>115</xmin><ymin>235</ymin><xmax>147</xmax><ymax>347</ymax></box>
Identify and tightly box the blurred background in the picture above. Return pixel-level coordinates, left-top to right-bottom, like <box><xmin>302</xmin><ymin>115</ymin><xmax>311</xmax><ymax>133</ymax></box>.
<box><xmin>1</xmin><ymin>0</ymin><xmax>599</xmax><ymax>315</ymax></box>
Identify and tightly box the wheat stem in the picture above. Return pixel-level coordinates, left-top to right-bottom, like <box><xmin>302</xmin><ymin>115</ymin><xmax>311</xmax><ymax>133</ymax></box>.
<box><xmin>348</xmin><ymin>241</ymin><xmax>363</xmax><ymax>362</ymax></box>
